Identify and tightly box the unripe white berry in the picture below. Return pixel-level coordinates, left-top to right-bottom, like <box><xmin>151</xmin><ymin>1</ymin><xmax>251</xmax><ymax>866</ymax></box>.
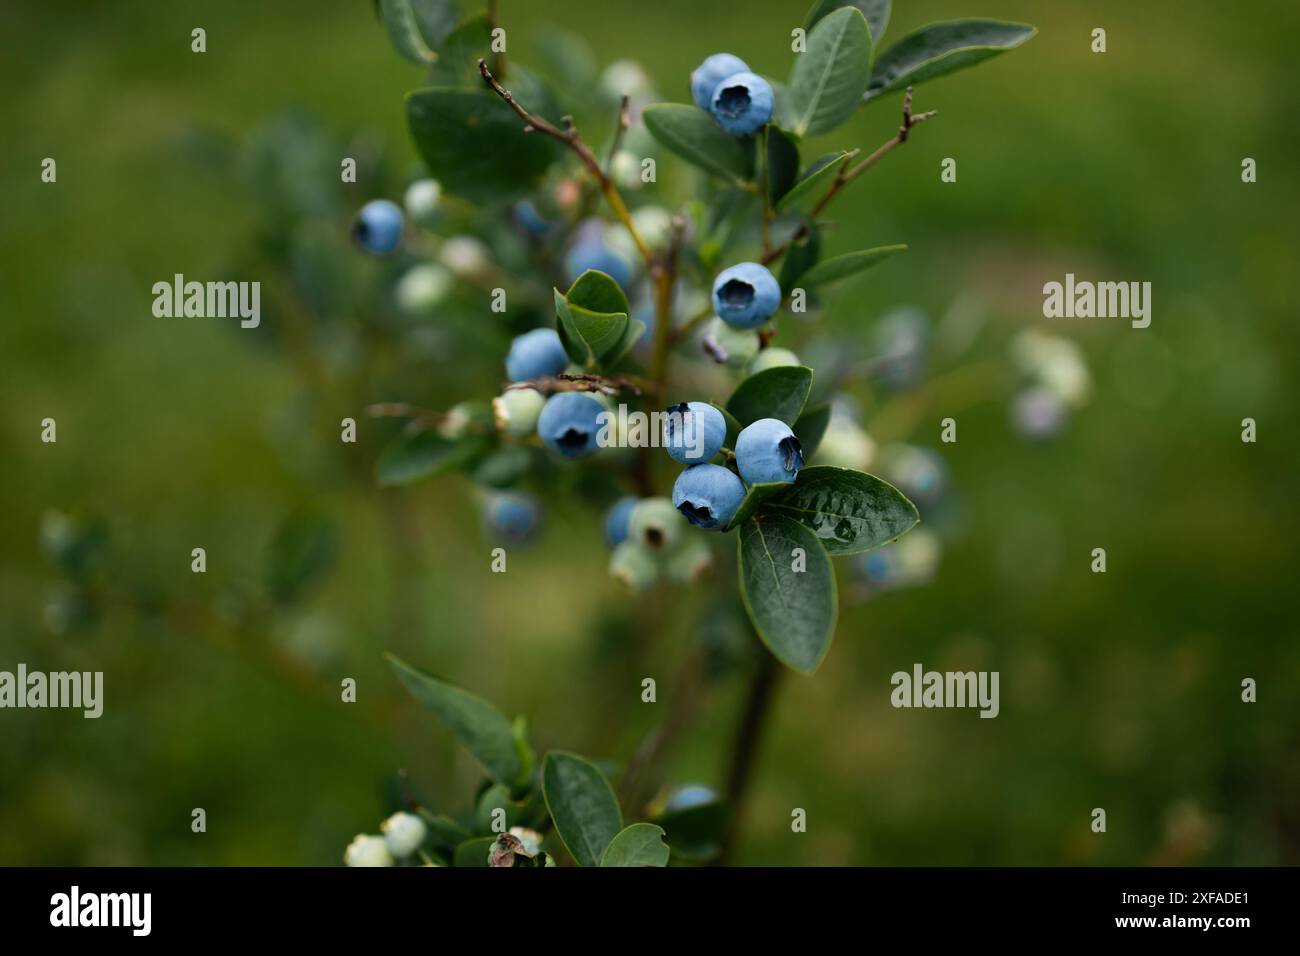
<box><xmin>344</xmin><ymin>833</ymin><xmax>395</xmax><ymax>867</ymax></box>
<box><xmin>380</xmin><ymin>812</ymin><xmax>427</xmax><ymax>858</ymax></box>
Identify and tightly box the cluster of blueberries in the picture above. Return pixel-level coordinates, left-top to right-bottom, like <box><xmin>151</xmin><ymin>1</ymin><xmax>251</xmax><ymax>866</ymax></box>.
<box><xmin>690</xmin><ymin>52</ymin><xmax>774</xmax><ymax>136</ymax></box>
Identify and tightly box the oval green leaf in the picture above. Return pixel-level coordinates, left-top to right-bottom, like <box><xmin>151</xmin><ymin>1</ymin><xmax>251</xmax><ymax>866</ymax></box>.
<box><xmin>793</xmin><ymin>403</ymin><xmax>832</xmax><ymax>459</ymax></box>
<box><xmin>387</xmin><ymin>654</ymin><xmax>524</xmax><ymax>786</ymax></box>
<box><xmin>600</xmin><ymin>823</ymin><xmax>670</xmax><ymax>867</ymax></box>
<box><xmin>541</xmin><ymin>752</ymin><xmax>623</xmax><ymax>867</ymax></box>
<box><xmin>738</xmin><ymin>513</ymin><xmax>838</xmax><ymax>674</ymax></box>
<box><xmin>786</xmin><ymin>7</ymin><xmax>873</xmax><ymax>137</ymax></box>
<box><xmin>376</xmin><ymin>427</ymin><xmax>488</xmax><ymax>486</ymax></box>
<box><xmin>407</xmin><ymin>89</ymin><xmax>559</xmax><ymax>203</ymax></box>
<box><xmin>566</xmin><ymin>269</ymin><xmax>630</xmax><ymax>317</ymax></box>
<box><xmin>766</xmin><ymin>465</ymin><xmax>919</xmax><ymax>554</ymax></box>
<box><xmin>776</xmin><ymin>151</ymin><xmax>851</xmax><ymax>214</ymax></box>
<box><xmin>642</xmin><ymin>103</ymin><xmax>752</xmax><ymax>184</ymax></box>
<box><xmin>866</xmin><ymin>19</ymin><xmax>1036</xmax><ymax>100</ymax></box>
<box><xmin>797</xmin><ymin>244</ymin><xmax>906</xmax><ymax>287</ymax></box>
<box><xmin>726</xmin><ymin>365</ymin><xmax>814</xmax><ymax>427</ymax></box>
<box><xmin>805</xmin><ymin>0</ymin><xmax>891</xmax><ymax>45</ymax></box>
<box><xmin>766</xmin><ymin>127</ymin><xmax>800</xmax><ymax>205</ymax></box>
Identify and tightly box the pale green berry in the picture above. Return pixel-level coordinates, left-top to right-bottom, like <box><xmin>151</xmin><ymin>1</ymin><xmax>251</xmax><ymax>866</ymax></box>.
<box><xmin>403</xmin><ymin>178</ymin><xmax>442</xmax><ymax>226</ymax></box>
<box><xmin>627</xmin><ymin>497</ymin><xmax>686</xmax><ymax>553</ymax></box>
<box><xmin>703</xmin><ymin>317</ymin><xmax>759</xmax><ymax>368</ymax></box>
<box><xmin>439</xmin><ymin>235</ymin><xmax>490</xmax><ymax>277</ymax></box>
<box><xmin>662</xmin><ymin>534</ymin><xmax>714</xmax><ymax>585</ymax></box>
<box><xmin>344</xmin><ymin>834</ymin><xmax>395</xmax><ymax>867</ymax></box>
<box><xmin>815</xmin><ymin>416</ymin><xmax>876</xmax><ymax>470</ymax></box>
<box><xmin>493</xmin><ymin>388</ymin><xmax>546</xmax><ymax>438</ymax></box>
<box><xmin>746</xmin><ymin>347</ymin><xmax>799</xmax><ymax>375</ymax></box>
<box><xmin>381</xmin><ymin>811</ymin><xmax>427</xmax><ymax>858</ymax></box>
<box><xmin>610</xmin><ymin>540</ymin><xmax>659</xmax><ymax>590</ymax></box>
<box><xmin>610</xmin><ymin>150</ymin><xmax>643</xmax><ymax>191</ymax></box>
<box><xmin>395</xmin><ymin>263</ymin><xmax>452</xmax><ymax>316</ymax></box>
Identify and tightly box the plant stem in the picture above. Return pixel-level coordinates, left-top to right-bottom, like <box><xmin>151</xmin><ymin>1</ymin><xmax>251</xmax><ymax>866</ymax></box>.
<box><xmin>760</xmin><ymin>87</ymin><xmax>936</xmax><ymax>266</ymax></box>
<box><xmin>719</xmin><ymin>652</ymin><xmax>782</xmax><ymax>863</ymax></box>
<box><xmin>478</xmin><ymin>59</ymin><xmax>653</xmax><ymax>269</ymax></box>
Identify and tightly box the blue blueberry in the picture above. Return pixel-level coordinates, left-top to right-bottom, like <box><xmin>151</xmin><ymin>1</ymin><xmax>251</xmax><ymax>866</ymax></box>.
<box><xmin>513</xmin><ymin>199</ymin><xmax>551</xmax><ymax>237</ymax></box>
<box><xmin>690</xmin><ymin>53</ymin><xmax>750</xmax><ymax>111</ymax></box>
<box><xmin>565</xmin><ymin>240</ymin><xmax>633</xmax><ymax>292</ymax></box>
<box><xmin>505</xmin><ymin>328</ymin><xmax>569</xmax><ymax>382</ymax></box>
<box><xmin>605</xmin><ymin>496</ymin><xmax>638</xmax><ymax>547</ymax></box>
<box><xmin>671</xmin><ymin>464</ymin><xmax>746</xmax><ymax>531</ymax></box>
<box><xmin>664</xmin><ymin>784</ymin><xmax>719</xmax><ymax>812</ymax></box>
<box><xmin>351</xmin><ymin>199</ymin><xmax>404</xmax><ymax>255</ymax></box>
<box><xmin>712</xmin><ymin>262</ymin><xmax>781</xmax><ymax>328</ymax></box>
<box><xmin>538</xmin><ymin>392</ymin><xmax>606</xmax><ymax>459</ymax></box>
<box><xmin>735</xmin><ymin>418</ymin><xmax>803</xmax><ymax>485</ymax></box>
<box><xmin>710</xmin><ymin>71</ymin><xmax>774</xmax><ymax>136</ymax></box>
<box><xmin>663</xmin><ymin>402</ymin><xmax>726</xmax><ymax>464</ymax></box>
<box><xmin>483</xmin><ymin>492</ymin><xmax>540</xmax><ymax>543</ymax></box>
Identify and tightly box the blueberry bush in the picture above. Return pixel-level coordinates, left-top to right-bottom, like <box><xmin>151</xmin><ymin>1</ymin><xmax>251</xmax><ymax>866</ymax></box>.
<box><xmin>322</xmin><ymin>0</ymin><xmax>1041</xmax><ymax>867</ymax></box>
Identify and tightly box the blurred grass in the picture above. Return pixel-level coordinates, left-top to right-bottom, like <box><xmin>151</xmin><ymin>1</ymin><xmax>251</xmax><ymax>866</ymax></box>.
<box><xmin>2</xmin><ymin>0</ymin><xmax>1298</xmax><ymax>864</ymax></box>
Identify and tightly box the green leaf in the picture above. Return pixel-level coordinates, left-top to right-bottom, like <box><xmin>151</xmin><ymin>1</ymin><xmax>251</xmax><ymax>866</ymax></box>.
<box><xmin>786</xmin><ymin>7</ymin><xmax>873</xmax><ymax>137</ymax></box>
<box><xmin>566</xmin><ymin>269</ymin><xmax>630</xmax><ymax>316</ymax></box>
<box><xmin>776</xmin><ymin>151</ymin><xmax>851</xmax><ymax>214</ymax></box>
<box><xmin>766</xmin><ymin>465</ymin><xmax>919</xmax><ymax>554</ymax></box>
<box><xmin>642</xmin><ymin>104</ymin><xmax>752</xmax><ymax>184</ymax></box>
<box><xmin>266</xmin><ymin>509</ymin><xmax>338</xmax><ymax>604</ymax></box>
<box><xmin>376</xmin><ymin>426</ymin><xmax>487</xmax><ymax>486</ymax></box>
<box><xmin>387</xmin><ymin>654</ymin><xmax>524</xmax><ymax>786</ymax></box>
<box><xmin>453</xmin><ymin>836</ymin><xmax>495</xmax><ymax>867</ymax></box>
<box><xmin>738</xmin><ymin>513</ymin><xmax>838</xmax><ymax>674</ymax></box>
<box><xmin>765</xmin><ymin>127</ymin><xmax>800</xmax><ymax>205</ymax></box>
<box><xmin>805</xmin><ymin>0</ymin><xmax>890</xmax><ymax>45</ymax></box>
<box><xmin>600</xmin><ymin>823</ymin><xmax>670</xmax><ymax>867</ymax></box>
<box><xmin>727</xmin><ymin>366</ymin><xmax>814</xmax><ymax>427</ymax></box>
<box><xmin>725</xmin><ymin>480</ymin><xmax>792</xmax><ymax>531</ymax></box>
<box><xmin>568</xmin><ymin>304</ymin><xmax>629</xmax><ymax>363</ymax></box>
<box><xmin>778</xmin><ymin>218</ymin><xmax>820</xmax><ymax>293</ymax></box>
<box><xmin>553</xmin><ymin>292</ymin><xmax>592</xmax><ymax>366</ymax></box>
<box><xmin>416</xmin><ymin>810</ymin><xmax>471</xmax><ymax>852</ymax></box>
<box><xmin>797</xmin><ymin>244</ymin><xmax>906</xmax><ymax>287</ymax></box>
<box><xmin>603</xmin><ymin>318</ymin><xmax>648</xmax><ymax>369</ymax></box>
<box><xmin>378</xmin><ymin>0</ymin><xmax>444</xmax><ymax>64</ymax></box>
<box><xmin>866</xmin><ymin>19</ymin><xmax>1036</xmax><ymax>100</ymax></box>
<box><xmin>793</xmin><ymin>403</ymin><xmax>832</xmax><ymax>459</ymax></box>
<box><xmin>406</xmin><ymin>89</ymin><xmax>559</xmax><ymax>203</ymax></box>
<box><xmin>541</xmin><ymin>752</ymin><xmax>623</xmax><ymax>867</ymax></box>
<box><xmin>425</xmin><ymin>14</ymin><xmax>491</xmax><ymax>85</ymax></box>
<box><xmin>476</xmin><ymin>784</ymin><xmax>519</xmax><ymax>834</ymax></box>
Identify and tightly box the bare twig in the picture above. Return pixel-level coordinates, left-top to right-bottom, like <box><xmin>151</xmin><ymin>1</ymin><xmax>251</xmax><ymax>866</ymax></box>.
<box><xmin>478</xmin><ymin>59</ymin><xmax>653</xmax><ymax>268</ymax></box>
<box><xmin>506</xmin><ymin>372</ymin><xmax>646</xmax><ymax>397</ymax></box>
<box><xmin>719</xmin><ymin>653</ymin><xmax>782</xmax><ymax>864</ymax></box>
<box><xmin>604</xmin><ymin>94</ymin><xmax>631</xmax><ymax>174</ymax></box>
<box><xmin>760</xmin><ymin>87</ymin><xmax>936</xmax><ymax>266</ymax></box>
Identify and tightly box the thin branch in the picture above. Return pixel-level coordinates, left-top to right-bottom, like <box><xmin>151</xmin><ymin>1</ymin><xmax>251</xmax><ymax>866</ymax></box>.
<box><xmin>719</xmin><ymin>653</ymin><xmax>782</xmax><ymax>864</ymax></box>
<box><xmin>478</xmin><ymin>59</ymin><xmax>653</xmax><ymax>268</ymax></box>
<box><xmin>604</xmin><ymin>94</ymin><xmax>631</xmax><ymax>174</ymax></box>
<box><xmin>760</xmin><ymin>87</ymin><xmax>936</xmax><ymax>266</ymax></box>
<box><xmin>506</xmin><ymin>372</ymin><xmax>647</xmax><ymax>397</ymax></box>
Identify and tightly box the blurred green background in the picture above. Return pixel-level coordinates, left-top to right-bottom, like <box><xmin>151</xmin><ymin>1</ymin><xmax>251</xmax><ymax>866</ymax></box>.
<box><xmin>3</xmin><ymin>0</ymin><xmax>1298</xmax><ymax>865</ymax></box>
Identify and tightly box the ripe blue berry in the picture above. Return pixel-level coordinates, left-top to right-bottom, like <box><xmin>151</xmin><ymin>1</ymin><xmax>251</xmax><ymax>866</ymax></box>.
<box><xmin>690</xmin><ymin>53</ymin><xmax>750</xmax><ymax>111</ymax></box>
<box><xmin>505</xmin><ymin>328</ymin><xmax>569</xmax><ymax>382</ymax></box>
<box><xmin>710</xmin><ymin>71</ymin><xmax>774</xmax><ymax>136</ymax></box>
<box><xmin>538</xmin><ymin>392</ymin><xmax>606</xmax><ymax>459</ymax></box>
<box><xmin>663</xmin><ymin>401</ymin><xmax>726</xmax><ymax>464</ymax></box>
<box><xmin>565</xmin><ymin>239</ymin><xmax>634</xmax><ymax>291</ymax></box>
<box><xmin>671</xmin><ymin>464</ymin><xmax>746</xmax><ymax>530</ymax></box>
<box><xmin>351</xmin><ymin>199</ymin><xmax>404</xmax><ymax>255</ymax></box>
<box><xmin>482</xmin><ymin>492</ymin><xmax>541</xmax><ymax>543</ymax></box>
<box><xmin>712</xmin><ymin>262</ymin><xmax>781</xmax><ymax>328</ymax></box>
<box><xmin>735</xmin><ymin>418</ymin><xmax>803</xmax><ymax>485</ymax></box>
<box><xmin>605</xmin><ymin>496</ymin><xmax>638</xmax><ymax>547</ymax></box>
